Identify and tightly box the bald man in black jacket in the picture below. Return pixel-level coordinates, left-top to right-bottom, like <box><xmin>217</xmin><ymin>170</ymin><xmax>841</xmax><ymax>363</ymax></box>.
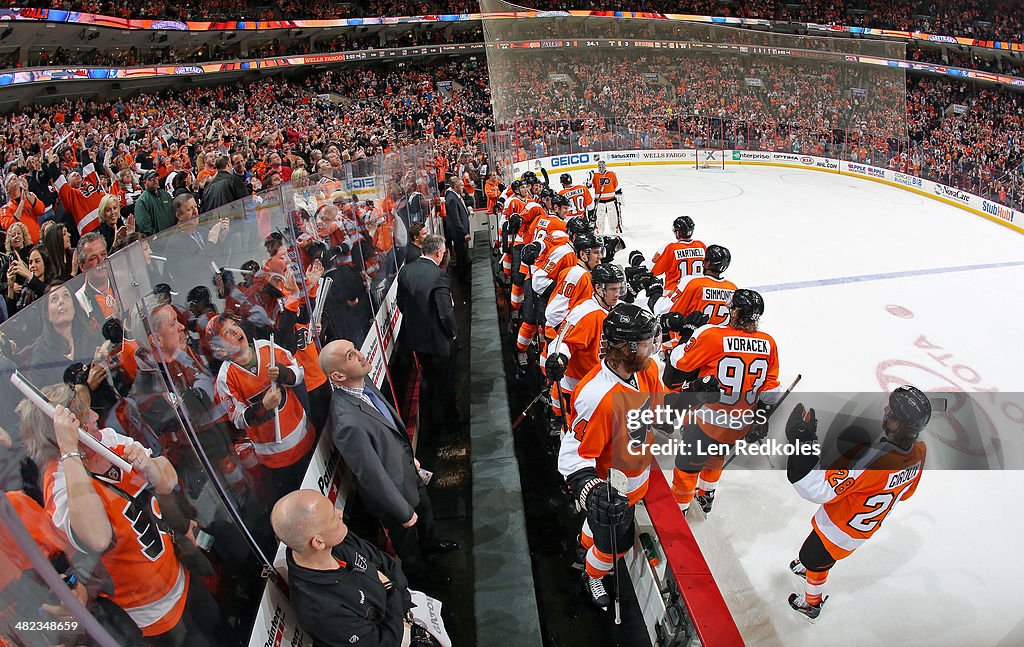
<box><xmin>273</xmin><ymin>490</ymin><xmax>412</xmax><ymax>647</ymax></box>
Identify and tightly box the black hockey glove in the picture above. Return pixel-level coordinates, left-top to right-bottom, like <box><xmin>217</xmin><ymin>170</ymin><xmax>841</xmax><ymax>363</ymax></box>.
<box><xmin>545</xmin><ymin>352</ymin><xmax>569</xmax><ymax>382</ymax></box>
<box><xmin>685</xmin><ymin>375</ymin><xmax>721</xmax><ymax>401</ymax></box>
<box><xmin>582</xmin><ymin>479</ymin><xmax>629</xmax><ymax>526</ymax></box>
<box><xmin>785</xmin><ymin>404</ymin><xmax>818</xmax><ymax>445</ymax></box>
<box><xmin>507</xmin><ymin>213</ymin><xmax>524</xmax><ymax>237</ymax></box>
<box><xmin>645</xmin><ymin>277</ymin><xmax>664</xmax><ymax>306</ymax></box>
<box><xmin>745</xmin><ymin>400</ymin><xmax>770</xmax><ymax>442</ymax></box>
<box><xmin>679</xmin><ymin>311</ymin><xmax>710</xmax><ymax>343</ymax></box>
<box><xmin>660</xmin><ymin>312</ymin><xmax>684</xmax><ymax>344</ymax></box>
<box><xmin>521</xmin><ymin>241</ymin><xmax>542</xmax><ymax>266</ymax></box>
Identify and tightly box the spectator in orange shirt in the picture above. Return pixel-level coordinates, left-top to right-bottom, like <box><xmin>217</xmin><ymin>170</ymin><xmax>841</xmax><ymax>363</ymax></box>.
<box><xmin>485</xmin><ymin>172</ymin><xmax>501</xmax><ymax>214</ymax></box>
<box><xmin>196</xmin><ymin>152</ymin><xmax>218</xmax><ymax>190</ymax></box>
<box><xmin>1</xmin><ymin>174</ymin><xmax>45</xmax><ymax>244</ymax></box>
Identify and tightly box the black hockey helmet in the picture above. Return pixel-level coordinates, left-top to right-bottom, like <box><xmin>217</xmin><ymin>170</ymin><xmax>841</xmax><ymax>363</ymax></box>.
<box><xmin>510</xmin><ymin>179</ymin><xmax>526</xmax><ymax>192</ymax></box>
<box><xmin>552</xmin><ymin>194</ymin><xmax>570</xmax><ymax>208</ymax></box>
<box><xmin>887</xmin><ymin>386</ymin><xmax>931</xmax><ymax>438</ymax></box>
<box><xmin>704</xmin><ymin>244</ymin><xmax>731</xmax><ymax>273</ymax></box>
<box><xmin>521</xmin><ymin>171</ymin><xmax>537</xmax><ymax>183</ymax></box>
<box><xmin>566</xmin><ymin>215</ymin><xmax>594</xmax><ymax>237</ymax></box>
<box><xmin>572</xmin><ymin>232</ymin><xmax>601</xmax><ymax>253</ymax></box>
<box><xmin>603</xmin><ymin>303</ymin><xmax>659</xmax><ymax>343</ymax></box>
<box><xmin>673</xmin><ymin>216</ymin><xmax>695</xmax><ymax>239</ymax></box>
<box><xmin>591</xmin><ymin>262</ymin><xmax>625</xmax><ymax>286</ymax></box>
<box><xmin>560</xmin><ymin>173</ymin><xmax>573</xmax><ymax>186</ymax></box>
<box><xmin>187</xmin><ymin>285</ymin><xmax>211</xmax><ymax>306</ymax></box>
<box><xmin>539</xmin><ymin>186</ymin><xmax>556</xmax><ymax>200</ymax></box>
<box><xmin>728</xmin><ymin>288</ymin><xmax>764</xmax><ymax>324</ymax></box>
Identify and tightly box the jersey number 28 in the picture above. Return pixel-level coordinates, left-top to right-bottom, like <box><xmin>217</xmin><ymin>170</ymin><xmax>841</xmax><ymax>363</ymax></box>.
<box><xmin>848</xmin><ymin>483</ymin><xmax>912</xmax><ymax>532</ymax></box>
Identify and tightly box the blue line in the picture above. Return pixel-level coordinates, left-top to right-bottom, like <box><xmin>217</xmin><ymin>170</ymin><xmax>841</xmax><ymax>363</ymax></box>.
<box><xmin>752</xmin><ymin>260</ymin><xmax>1024</xmax><ymax>293</ymax></box>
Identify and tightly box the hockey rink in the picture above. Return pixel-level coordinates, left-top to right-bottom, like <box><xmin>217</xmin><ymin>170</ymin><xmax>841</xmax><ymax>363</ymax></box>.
<box><xmin>610</xmin><ymin>164</ymin><xmax>1024</xmax><ymax>646</ymax></box>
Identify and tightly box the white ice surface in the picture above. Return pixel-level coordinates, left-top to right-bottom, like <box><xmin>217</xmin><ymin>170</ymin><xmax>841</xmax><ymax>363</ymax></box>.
<box><xmin>612</xmin><ymin>164</ymin><xmax>1024</xmax><ymax>646</ymax></box>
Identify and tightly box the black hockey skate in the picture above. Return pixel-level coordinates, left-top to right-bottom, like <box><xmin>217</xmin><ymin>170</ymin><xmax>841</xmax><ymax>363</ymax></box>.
<box><xmin>694</xmin><ymin>490</ymin><xmax>715</xmax><ymax>515</ymax></box>
<box><xmin>583</xmin><ymin>573</ymin><xmax>610</xmax><ymax>608</ymax></box>
<box><xmin>790</xmin><ymin>559</ymin><xmax>806</xmax><ymax>578</ymax></box>
<box><xmin>571</xmin><ymin>535</ymin><xmax>587</xmax><ymax>570</ymax></box>
<box><xmin>788</xmin><ymin>593</ymin><xmax>826</xmax><ymax>621</ymax></box>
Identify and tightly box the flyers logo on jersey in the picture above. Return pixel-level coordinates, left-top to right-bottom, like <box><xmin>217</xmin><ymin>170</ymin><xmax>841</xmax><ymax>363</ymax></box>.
<box><xmin>119</xmin><ymin>490</ymin><xmax>166</xmax><ymax>561</ymax></box>
<box><xmin>886</xmin><ymin>463</ymin><xmax>921</xmax><ymax>490</ymax></box>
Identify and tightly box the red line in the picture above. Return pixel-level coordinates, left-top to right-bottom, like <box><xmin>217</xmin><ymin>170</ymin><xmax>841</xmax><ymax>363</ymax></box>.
<box><xmin>644</xmin><ymin>468</ymin><xmax>744</xmax><ymax>647</ymax></box>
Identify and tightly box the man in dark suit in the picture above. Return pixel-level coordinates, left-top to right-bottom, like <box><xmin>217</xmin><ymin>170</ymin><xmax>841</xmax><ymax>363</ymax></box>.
<box><xmin>443</xmin><ymin>174</ymin><xmax>472</xmax><ymax>286</ymax></box>
<box><xmin>396</xmin><ymin>234</ymin><xmax>461</xmax><ymax>436</ymax></box>
<box><xmin>201</xmin><ymin>155</ymin><xmax>246</xmax><ymax>214</ymax></box>
<box><xmin>406</xmin><ymin>221</ymin><xmax>426</xmax><ymax>264</ymax></box>
<box><xmin>319</xmin><ymin>339</ymin><xmax>458</xmax><ymax>586</ymax></box>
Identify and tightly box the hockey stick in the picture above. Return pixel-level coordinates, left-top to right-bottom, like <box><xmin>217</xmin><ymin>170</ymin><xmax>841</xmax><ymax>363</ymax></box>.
<box><xmin>10</xmin><ymin>371</ymin><xmax>135</xmax><ymax>475</ymax></box>
<box><xmin>307</xmin><ymin>276</ymin><xmax>333</xmax><ymax>345</ymax></box>
<box><xmin>607</xmin><ymin>468</ymin><xmax>630</xmax><ymax>625</ymax></box>
<box><xmin>724</xmin><ymin>373</ymin><xmax>803</xmax><ymax>470</ymax></box>
<box><xmin>268</xmin><ymin>334</ymin><xmax>282</xmax><ymax>444</ymax></box>
<box><xmin>510</xmin><ymin>322</ymin><xmax>569</xmax><ymax>431</ymax></box>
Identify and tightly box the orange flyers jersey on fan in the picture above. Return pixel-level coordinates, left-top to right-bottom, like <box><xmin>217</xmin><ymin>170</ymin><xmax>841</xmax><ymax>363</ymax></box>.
<box><xmin>558</xmin><ymin>360</ymin><xmax>664</xmax><ymax>505</ymax></box>
<box><xmin>215</xmin><ymin>339</ymin><xmax>313</xmax><ymax>468</ymax></box>
<box><xmin>43</xmin><ymin>429</ymin><xmax>188</xmax><ymax>636</ymax></box>
<box><xmin>651</xmin><ymin>240</ymin><xmax>707</xmax><ymax>291</ymax></box>
<box><xmin>668</xmin><ymin>275</ymin><xmax>737</xmax><ymax>325</ymax></box>
<box><xmin>559</xmin><ymin>184</ymin><xmax>594</xmax><ymax>217</ymax></box>
<box><xmin>670</xmin><ymin>324</ymin><xmax>781</xmax><ymax>442</ymax></box>
<box><xmin>590</xmin><ymin>171</ymin><xmax>619</xmax><ymax>202</ymax></box>
<box><xmin>794</xmin><ymin>441</ymin><xmax>926</xmax><ymax>559</ymax></box>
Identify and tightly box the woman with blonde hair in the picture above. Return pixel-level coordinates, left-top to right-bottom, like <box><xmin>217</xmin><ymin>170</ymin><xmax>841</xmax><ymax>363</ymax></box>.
<box><xmin>95</xmin><ymin>193</ymin><xmax>131</xmax><ymax>252</ymax></box>
<box><xmin>4</xmin><ymin>220</ymin><xmax>32</xmax><ymax>263</ymax></box>
<box><xmin>290</xmin><ymin>167</ymin><xmax>322</xmax><ymax>219</ymax></box>
<box><xmin>17</xmin><ymin>383</ymin><xmax>217</xmax><ymax>642</ymax></box>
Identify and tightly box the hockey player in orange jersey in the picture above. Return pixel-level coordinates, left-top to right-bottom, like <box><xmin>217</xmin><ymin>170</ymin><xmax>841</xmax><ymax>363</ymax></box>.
<box><xmin>650</xmin><ymin>216</ymin><xmax>706</xmax><ymax>294</ymax></box>
<box><xmin>543</xmin><ymin>228</ymin><xmax>602</xmax><ymax>340</ymax></box>
<box><xmin>558</xmin><ymin>304</ymin><xmax>664</xmax><ymax>609</ymax></box>
<box><xmin>785</xmin><ymin>386</ymin><xmax>929</xmax><ymax>619</ymax></box>
<box><xmin>588</xmin><ymin>159</ymin><xmax>623</xmax><ymax>234</ymax></box>
<box><xmin>558</xmin><ymin>172</ymin><xmax>595</xmax><ymax>220</ymax></box>
<box><xmin>513</xmin><ymin>194</ymin><xmax>570</xmax><ymax>373</ymax></box>
<box><xmin>659</xmin><ymin>245</ymin><xmax>736</xmax><ymax>335</ymax></box>
<box><xmin>545</xmin><ymin>263</ymin><xmax>625</xmax><ymax>433</ymax></box>
<box><xmin>664</xmin><ymin>288</ymin><xmax>781</xmax><ymax>515</ymax></box>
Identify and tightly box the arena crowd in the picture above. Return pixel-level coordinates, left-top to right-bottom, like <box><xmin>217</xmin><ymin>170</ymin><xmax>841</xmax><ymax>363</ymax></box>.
<box><xmin>0</xmin><ymin>1</ymin><xmax>1021</xmax><ymax>642</ymax></box>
